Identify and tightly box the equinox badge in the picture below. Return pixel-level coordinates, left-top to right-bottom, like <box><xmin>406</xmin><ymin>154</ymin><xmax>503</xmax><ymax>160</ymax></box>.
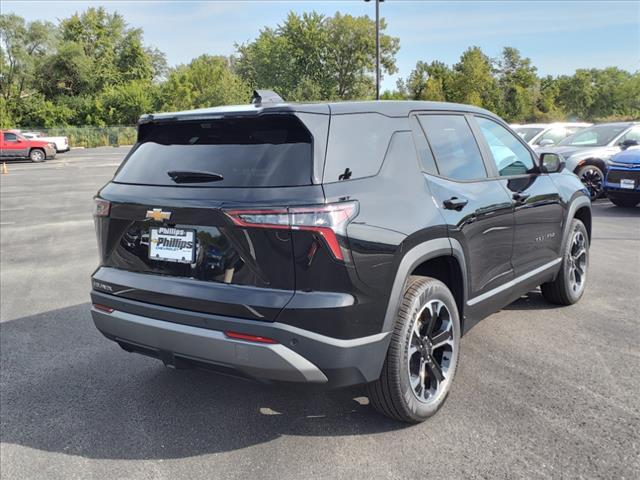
<box><xmin>146</xmin><ymin>208</ymin><xmax>172</xmax><ymax>222</ymax></box>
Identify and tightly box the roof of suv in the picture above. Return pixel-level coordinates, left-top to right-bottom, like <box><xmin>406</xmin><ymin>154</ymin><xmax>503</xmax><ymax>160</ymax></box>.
<box><xmin>139</xmin><ymin>100</ymin><xmax>499</xmax><ymax>124</ymax></box>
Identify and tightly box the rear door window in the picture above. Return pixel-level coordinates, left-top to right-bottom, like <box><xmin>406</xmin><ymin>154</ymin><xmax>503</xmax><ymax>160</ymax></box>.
<box><xmin>419</xmin><ymin>115</ymin><xmax>487</xmax><ymax>181</ymax></box>
<box><xmin>114</xmin><ymin>115</ymin><xmax>313</xmax><ymax>187</ymax></box>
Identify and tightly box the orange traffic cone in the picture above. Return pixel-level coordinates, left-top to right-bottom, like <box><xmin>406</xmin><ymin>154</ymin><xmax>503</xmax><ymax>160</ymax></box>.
<box><xmin>1</xmin><ymin>163</ymin><xmax>7</xmax><ymax>175</ymax></box>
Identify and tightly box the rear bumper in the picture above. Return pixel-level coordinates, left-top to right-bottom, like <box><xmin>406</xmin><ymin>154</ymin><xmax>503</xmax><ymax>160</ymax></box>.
<box><xmin>90</xmin><ymin>292</ymin><xmax>391</xmax><ymax>388</ymax></box>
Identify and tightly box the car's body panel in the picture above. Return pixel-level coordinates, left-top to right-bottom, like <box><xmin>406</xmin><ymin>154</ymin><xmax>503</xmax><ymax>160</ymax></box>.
<box><xmin>604</xmin><ymin>148</ymin><xmax>640</xmax><ymax>200</ymax></box>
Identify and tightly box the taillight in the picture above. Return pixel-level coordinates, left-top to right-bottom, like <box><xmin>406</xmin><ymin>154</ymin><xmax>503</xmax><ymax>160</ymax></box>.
<box><xmin>93</xmin><ymin>198</ymin><xmax>111</xmax><ymax>217</ymax></box>
<box><xmin>224</xmin><ymin>201</ymin><xmax>358</xmax><ymax>261</ymax></box>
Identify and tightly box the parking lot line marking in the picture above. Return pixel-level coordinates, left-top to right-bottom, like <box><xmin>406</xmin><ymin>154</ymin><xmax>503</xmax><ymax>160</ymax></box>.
<box><xmin>0</xmin><ymin>207</ymin><xmax>25</xmax><ymax>212</ymax></box>
<box><xmin>0</xmin><ymin>222</ymin><xmax>16</xmax><ymax>225</ymax></box>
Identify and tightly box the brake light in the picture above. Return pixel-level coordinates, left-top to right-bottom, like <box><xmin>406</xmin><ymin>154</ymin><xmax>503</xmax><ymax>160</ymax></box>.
<box><xmin>225</xmin><ymin>331</ymin><xmax>278</xmax><ymax>344</ymax></box>
<box><xmin>224</xmin><ymin>202</ymin><xmax>358</xmax><ymax>261</ymax></box>
<box><xmin>93</xmin><ymin>198</ymin><xmax>111</xmax><ymax>217</ymax></box>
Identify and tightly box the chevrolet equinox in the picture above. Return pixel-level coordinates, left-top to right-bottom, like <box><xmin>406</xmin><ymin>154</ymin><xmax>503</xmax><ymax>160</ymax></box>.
<box><xmin>91</xmin><ymin>91</ymin><xmax>591</xmax><ymax>422</ymax></box>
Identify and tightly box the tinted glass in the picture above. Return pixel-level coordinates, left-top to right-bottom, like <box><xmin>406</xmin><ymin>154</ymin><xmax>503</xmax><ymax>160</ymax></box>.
<box><xmin>323</xmin><ymin>113</ymin><xmax>397</xmax><ymax>182</ymax></box>
<box><xmin>559</xmin><ymin>124</ymin><xmax>628</xmax><ymax>147</ymax></box>
<box><xmin>3</xmin><ymin>132</ymin><xmax>17</xmax><ymax>142</ymax></box>
<box><xmin>419</xmin><ymin>115</ymin><xmax>486</xmax><ymax>181</ymax></box>
<box><xmin>477</xmin><ymin>117</ymin><xmax>535</xmax><ymax>176</ymax></box>
<box><xmin>114</xmin><ymin>115</ymin><xmax>313</xmax><ymax>187</ymax></box>
<box><xmin>513</xmin><ymin>127</ymin><xmax>544</xmax><ymax>142</ymax></box>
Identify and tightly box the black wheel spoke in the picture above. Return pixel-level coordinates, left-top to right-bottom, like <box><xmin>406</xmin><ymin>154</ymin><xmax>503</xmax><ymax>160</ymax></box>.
<box><xmin>426</xmin><ymin>355</ymin><xmax>444</xmax><ymax>385</ymax></box>
<box><xmin>431</xmin><ymin>329</ymin><xmax>452</xmax><ymax>349</ymax></box>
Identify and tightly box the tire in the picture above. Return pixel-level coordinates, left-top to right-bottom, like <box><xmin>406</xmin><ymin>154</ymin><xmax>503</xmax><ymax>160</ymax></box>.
<box><xmin>576</xmin><ymin>165</ymin><xmax>603</xmax><ymax>200</ymax></box>
<box><xmin>367</xmin><ymin>276</ymin><xmax>461</xmax><ymax>423</ymax></box>
<box><xmin>609</xmin><ymin>196</ymin><xmax>639</xmax><ymax>208</ymax></box>
<box><xmin>541</xmin><ymin>219</ymin><xmax>589</xmax><ymax>305</ymax></box>
<box><xmin>29</xmin><ymin>148</ymin><xmax>45</xmax><ymax>163</ymax></box>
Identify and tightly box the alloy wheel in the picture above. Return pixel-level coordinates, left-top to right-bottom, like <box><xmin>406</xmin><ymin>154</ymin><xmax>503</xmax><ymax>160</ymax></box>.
<box><xmin>568</xmin><ymin>229</ymin><xmax>588</xmax><ymax>294</ymax></box>
<box><xmin>580</xmin><ymin>167</ymin><xmax>603</xmax><ymax>199</ymax></box>
<box><xmin>407</xmin><ymin>299</ymin><xmax>455</xmax><ymax>404</ymax></box>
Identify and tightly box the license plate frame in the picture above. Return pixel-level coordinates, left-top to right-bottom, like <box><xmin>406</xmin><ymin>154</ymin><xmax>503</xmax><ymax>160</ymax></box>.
<box><xmin>149</xmin><ymin>227</ymin><xmax>196</xmax><ymax>264</ymax></box>
<box><xmin>620</xmin><ymin>178</ymin><xmax>635</xmax><ymax>190</ymax></box>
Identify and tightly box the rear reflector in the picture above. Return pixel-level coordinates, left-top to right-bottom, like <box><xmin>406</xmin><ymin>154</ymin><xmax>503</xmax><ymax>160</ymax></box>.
<box><xmin>93</xmin><ymin>304</ymin><xmax>114</xmax><ymax>313</ymax></box>
<box><xmin>224</xmin><ymin>201</ymin><xmax>358</xmax><ymax>261</ymax></box>
<box><xmin>224</xmin><ymin>331</ymin><xmax>278</xmax><ymax>344</ymax></box>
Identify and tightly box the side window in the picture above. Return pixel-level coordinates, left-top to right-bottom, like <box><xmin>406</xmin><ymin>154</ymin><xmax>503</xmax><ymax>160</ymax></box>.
<box><xmin>323</xmin><ymin>113</ymin><xmax>398</xmax><ymax>182</ymax></box>
<box><xmin>619</xmin><ymin>127</ymin><xmax>640</xmax><ymax>144</ymax></box>
<box><xmin>410</xmin><ymin>115</ymin><xmax>438</xmax><ymax>175</ymax></box>
<box><xmin>476</xmin><ymin>117</ymin><xmax>535</xmax><ymax>176</ymax></box>
<box><xmin>536</xmin><ymin>127</ymin><xmax>568</xmax><ymax>145</ymax></box>
<box><xmin>418</xmin><ymin>115</ymin><xmax>487</xmax><ymax>181</ymax></box>
<box><xmin>3</xmin><ymin>132</ymin><xmax>18</xmax><ymax>142</ymax></box>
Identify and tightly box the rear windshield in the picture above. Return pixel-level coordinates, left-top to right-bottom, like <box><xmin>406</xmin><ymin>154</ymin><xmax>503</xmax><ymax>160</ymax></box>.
<box><xmin>114</xmin><ymin>115</ymin><xmax>313</xmax><ymax>187</ymax></box>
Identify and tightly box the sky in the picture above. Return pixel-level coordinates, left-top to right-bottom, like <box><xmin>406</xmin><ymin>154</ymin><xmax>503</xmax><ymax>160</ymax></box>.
<box><xmin>4</xmin><ymin>0</ymin><xmax>640</xmax><ymax>91</ymax></box>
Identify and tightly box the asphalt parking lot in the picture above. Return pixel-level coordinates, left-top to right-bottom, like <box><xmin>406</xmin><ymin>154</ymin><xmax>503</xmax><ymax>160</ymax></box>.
<box><xmin>1</xmin><ymin>147</ymin><xmax>639</xmax><ymax>479</ymax></box>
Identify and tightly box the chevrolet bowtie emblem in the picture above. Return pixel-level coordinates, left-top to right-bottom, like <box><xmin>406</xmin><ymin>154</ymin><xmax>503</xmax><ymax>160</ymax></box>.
<box><xmin>146</xmin><ymin>208</ymin><xmax>171</xmax><ymax>222</ymax></box>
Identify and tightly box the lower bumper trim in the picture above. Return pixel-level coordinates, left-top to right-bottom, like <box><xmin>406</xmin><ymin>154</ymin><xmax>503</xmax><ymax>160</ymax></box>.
<box><xmin>92</xmin><ymin>307</ymin><xmax>328</xmax><ymax>383</ymax></box>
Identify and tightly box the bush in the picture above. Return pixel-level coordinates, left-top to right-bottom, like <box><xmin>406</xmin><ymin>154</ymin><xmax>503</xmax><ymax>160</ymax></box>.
<box><xmin>26</xmin><ymin>125</ymin><xmax>137</xmax><ymax>148</ymax></box>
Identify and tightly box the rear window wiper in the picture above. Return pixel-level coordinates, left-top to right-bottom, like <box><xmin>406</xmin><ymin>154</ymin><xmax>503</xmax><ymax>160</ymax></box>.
<box><xmin>167</xmin><ymin>170</ymin><xmax>224</xmax><ymax>183</ymax></box>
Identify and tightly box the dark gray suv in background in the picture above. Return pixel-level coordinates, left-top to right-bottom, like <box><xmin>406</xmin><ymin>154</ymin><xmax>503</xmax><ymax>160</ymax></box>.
<box><xmin>91</xmin><ymin>92</ymin><xmax>591</xmax><ymax>422</ymax></box>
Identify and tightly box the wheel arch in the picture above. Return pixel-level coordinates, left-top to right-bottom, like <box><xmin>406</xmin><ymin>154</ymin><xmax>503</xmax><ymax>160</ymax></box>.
<box><xmin>382</xmin><ymin>238</ymin><xmax>468</xmax><ymax>334</ymax></box>
<box><xmin>562</xmin><ymin>195</ymin><xmax>592</xmax><ymax>248</ymax></box>
<box><xmin>574</xmin><ymin>157</ymin><xmax>606</xmax><ymax>174</ymax></box>
<box><xmin>574</xmin><ymin>205</ymin><xmax>592</xmax><ymax>242</ymax></box>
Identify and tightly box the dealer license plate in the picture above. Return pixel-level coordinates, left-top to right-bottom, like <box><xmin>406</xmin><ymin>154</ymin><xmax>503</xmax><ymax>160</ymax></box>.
<box><xmin>149</xmin><ymin>227</ymin><xmax>196</xmax><ymax>263</ymax></box>
<box><xmin>620</xmin><ymin>179</ymin><xmax>635</xmax><ymax>189</ymax></box>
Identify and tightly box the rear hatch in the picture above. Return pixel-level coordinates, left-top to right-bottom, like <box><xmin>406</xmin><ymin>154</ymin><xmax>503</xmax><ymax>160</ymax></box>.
<box><xmin>93</xmin><ymin>113</ymin><xmax>326</xmax><ymax>321</ymax></box>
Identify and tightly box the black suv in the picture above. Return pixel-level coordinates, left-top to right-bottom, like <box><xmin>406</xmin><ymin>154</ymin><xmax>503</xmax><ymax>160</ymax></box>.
<box><xmin>91</xmin><ymin>92</ymin><xmax>591</xmax><ymax>422</ymax></box>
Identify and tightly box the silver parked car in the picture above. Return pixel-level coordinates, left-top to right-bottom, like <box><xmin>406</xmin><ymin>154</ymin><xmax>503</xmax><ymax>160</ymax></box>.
<box><xmin>538</xmin><ymin>122</ymin><xmax>640</xmax><ymax>199</ymax></box>
<box><xmin>511</xmin><ymin>122</ymin><xmax>591</xmax><ymax>147</ymax></box>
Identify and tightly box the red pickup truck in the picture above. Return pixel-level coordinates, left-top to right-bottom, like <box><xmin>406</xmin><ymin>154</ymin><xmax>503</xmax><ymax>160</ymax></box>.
<box><xmin>0</xmin><ymin>130</ymin><xmax>57</xmax><ymax>162</ymax></box>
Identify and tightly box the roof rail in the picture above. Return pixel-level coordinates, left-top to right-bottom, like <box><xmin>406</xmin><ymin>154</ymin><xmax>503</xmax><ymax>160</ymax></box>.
<box><xmin>251</xmin><ymin>90</ymin><xmax>284</xmax><ymax>105</ymax></box>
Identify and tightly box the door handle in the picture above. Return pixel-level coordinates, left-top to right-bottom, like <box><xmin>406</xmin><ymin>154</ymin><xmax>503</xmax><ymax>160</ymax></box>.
<box><xmin>512</xmin><ymin>192</ymin><xmax>530</xmax><ymax>202</ymax></box>
<box><xmin>443</xmin><ymin>197</ymin><xmax>468</xmax><ymax>211</ymax></box>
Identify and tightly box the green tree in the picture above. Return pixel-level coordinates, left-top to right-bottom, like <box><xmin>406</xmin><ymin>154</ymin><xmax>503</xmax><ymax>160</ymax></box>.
<box><xmin>59</xmin><ymin>7</ymin><xmax>166</xmax><ymax>90</ymax></box>
<box><xmin>98</xmin><ymin>80</ymin><xmax>155</xmax><ymax>125</ymax></box>
<box><xmin>404</xmin><ymin>60</ymin><xmax>451</xmax><ymax>101</ymax></box>
<box><xmin>235</xmin><ymin>11</ymin><xmax>399</xmax><ymax>100</ymax></box>
<box><xmin>0</xmin><ymin>14</ymin><xmax>56</xmax><ymax>102</ymax></box>
<box><xmin>158</xmin><ymin>55</ymin><xmax>250</xmax><ymax>111</ymax></box>
<box><xmin>449</xmin><ymin>46</ymin><xmax>499</xmax><ymax>110</ymax></box>
<box><xmin>495</xmin><ymin>47</ymin><xmax>538</xmax><ymax>121</ymax></box>
<box><xmin>34</xmin><ymin>42</ymin><xmax>94</xmax><ymax>97</ymax></box>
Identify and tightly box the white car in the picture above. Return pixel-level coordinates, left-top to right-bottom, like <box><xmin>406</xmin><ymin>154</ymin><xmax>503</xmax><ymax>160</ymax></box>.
<box><xmin>21</xmin><ymin>131</ymin><xmax>69</xmax><ymax>153</ymax></box>
<box><xmin>510</xmin><ymin>122</ymin><xmax>591</xmax><ymax>148</ymax></box>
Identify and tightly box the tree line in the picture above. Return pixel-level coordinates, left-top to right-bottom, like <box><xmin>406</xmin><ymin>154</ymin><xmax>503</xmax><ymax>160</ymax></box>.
<box><xmin>1</xmin><ymin>7</ymin><xmax>638</xmax><ymax>128</ymax></box>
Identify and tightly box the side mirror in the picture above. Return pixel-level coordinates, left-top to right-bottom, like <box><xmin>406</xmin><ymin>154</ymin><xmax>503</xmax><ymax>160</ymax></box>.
<box><xmin>16</xmin><ymin>138</ymin><xmax>23</xmax><ymax>143</ymax></box>
<box><xmin>540</xmin><ymin>152</ymin><xmax>564</xmax><ymax>173</ymax></box>
<box><xmin>538</xmin><ymin>138</ymin><xmax>555</xmax><ymax>147</ymax></box>
<box><xmin>620</xmin><ymin>139</ymin><xmax>639</xmax><ymax>150</ymax></box>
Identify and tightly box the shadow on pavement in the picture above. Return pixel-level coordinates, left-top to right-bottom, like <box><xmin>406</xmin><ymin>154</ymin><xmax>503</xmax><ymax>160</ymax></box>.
<box><xmin>0</xmin><ymin>303</ymin><xmax>405</xmax><ymax>460</ymax></box>
<box><xmin>502</xmin><ymin>290</ymin><xmax>562</xmax><ymax>311</ymax></box>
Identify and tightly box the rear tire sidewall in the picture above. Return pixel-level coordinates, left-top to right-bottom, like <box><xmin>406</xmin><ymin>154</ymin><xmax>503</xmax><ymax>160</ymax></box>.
<box><xmin>396</xmin><ymin>279</ymin><xmax>461</xmax><ymax>421</ymax></box>
<box><xmin>560</xmin><ymin>220</ymin><xmax>589</xmax><ymax>303</ymax></box>
<box><xmin>30</xmin><ymin>149</ymin><xmax>45</xmax><ymax>162</ymax></box>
